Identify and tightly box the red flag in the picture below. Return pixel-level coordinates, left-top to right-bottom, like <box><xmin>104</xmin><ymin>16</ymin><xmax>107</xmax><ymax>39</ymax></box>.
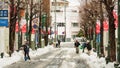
<box><xmin>103</xmin><ymin>20</ymin><xmax>108</xmax><ymax>31</ymax></box>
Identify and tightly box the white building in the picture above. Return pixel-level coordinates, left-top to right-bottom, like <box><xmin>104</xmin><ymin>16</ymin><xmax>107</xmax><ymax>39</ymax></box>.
<box><xmin>50</xmin><ymin>0</ymin><xmax>80</xmax><ymax>42</ymax></box>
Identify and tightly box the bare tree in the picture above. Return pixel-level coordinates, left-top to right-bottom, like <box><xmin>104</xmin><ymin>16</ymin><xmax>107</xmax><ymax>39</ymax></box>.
<box><xmin>78</xmin><ymin>0</ymin><xmax>108</xmax><ymax>56</ymax></box>
<box><xmin>9</xmin><ymin>0</ymin><xmax>23</xmax><ymax>54</ymax></box>
<box><xmin>79</xmin><ymin>0</ymin><xmax>100</xmax><ymax>40</ymax></box>
<box><xmin>42</xmin><ymin>0</ymin><xmax>50</xmax><ymax>46</ymax></box>
<box><xmin>9</xmin><ymin>0</ymin><xmax>16</xmax><ymax>54</ymax></box>
<box><xmin>27</xmin><ymin>0</ymin><xmax>40</xmax><ymax>49</ymax></box>
<box><xmin>103</xmin><ymin>0</ymin><xmax>117</xmax><ymax>62</ymax></box>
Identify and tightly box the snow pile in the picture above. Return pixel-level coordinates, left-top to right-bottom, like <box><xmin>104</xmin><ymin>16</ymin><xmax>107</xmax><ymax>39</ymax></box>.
<box><xmin>0</xmin><ymin>45</ymin><xmax>55</xmax><ymax>68</ymax></box>
<box><xmin>105</xmin><ymin>62</ymin><xmax>114</xmax><ymax>68</ymax></box>
<box><xmin>79</xmin><ymin>50</ymin><xmax>114</xmax><ymax>68</ymax></box>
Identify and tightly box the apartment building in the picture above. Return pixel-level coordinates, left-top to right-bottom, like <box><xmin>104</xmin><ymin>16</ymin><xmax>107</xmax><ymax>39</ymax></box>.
<box><xmin>50</xmin><ymin>0</ymin><xmax>80</xmax><ymax>42</ymax></box>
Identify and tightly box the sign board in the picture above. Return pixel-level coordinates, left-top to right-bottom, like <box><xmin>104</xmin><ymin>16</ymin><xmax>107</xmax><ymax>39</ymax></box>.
<box><xmin>0</xmin><ymin>10</ymin><xmax>8</xmax><ymax>27</ymax></box>
<box><xmin>0</xmin><ymin>19</ymin><xmax>8</xmax><ymax>26</ymax></box>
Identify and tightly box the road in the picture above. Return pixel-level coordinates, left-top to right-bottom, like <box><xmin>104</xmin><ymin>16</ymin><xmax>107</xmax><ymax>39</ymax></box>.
<box><xmin>4</xmin><ymin>42</ymin><xmax>90</xmax><ymax>68</ymax></box>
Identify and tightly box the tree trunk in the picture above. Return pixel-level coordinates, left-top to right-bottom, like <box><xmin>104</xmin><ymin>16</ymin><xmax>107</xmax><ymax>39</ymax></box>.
<box><xmin>84</xmin><ymin>26</ymin><xmax>88</xmax><ymax>39</ymax></box>
<box><xmin>92</xmin><ymin>24</ymin><xmax>96</xmax><ymax>49</ymax></box>
<box><xmin>100</xmin><ymin>1</ymin><xmax>104</xmax><ymax>56</ymax></box>
<box><xmin>9</xmin><ymin>0</ymin><xmax>17</xmax><ymax>53</ymax></box>
<box><xmin>45</xmin><ymin>14</ymin><xmax>48</xmax><ymax>46</ymax></box>
<box><xmin>29</xmin><ymin>0</ymin><xmax>33</xmax><ymax>48</ymax></box>
<box><xmin>43</xmin><ymin>0</ymin><xmax>50</xmax><ymax>46</ymax></box>
<box><xmin>84</xmin><ymin>26</ymin><xmax>87</xmax><ymax>38</ymax></box>
<box><xmin>109</xmin><ymin>12</ymin><xmax>116</xmax><ymax>61</ymax></box>
<box><xmin>9</xmin><ymin>20</ymin><xmax>16</xmax><ymax>53</ymax></box>
<box><xmin>103</xmin><ymin>0</ymin><xmax>116</xmax><ymax>62</ymax></box>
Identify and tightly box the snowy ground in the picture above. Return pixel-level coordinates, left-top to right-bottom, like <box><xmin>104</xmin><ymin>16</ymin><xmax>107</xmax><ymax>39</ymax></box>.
<box><xmin>0</xmin><ymin>45</ymin><xmax>55</xmax><ymax>68</ymax></box>
<box><xmin>0</xmin><ymin>42</ymin><xmax>118</xmax><ymax>68</ymax></box>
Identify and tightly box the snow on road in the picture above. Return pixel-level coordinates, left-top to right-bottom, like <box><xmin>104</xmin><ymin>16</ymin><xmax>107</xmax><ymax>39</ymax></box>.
<box><xmin>0</xmin><ymin>42</ymin><xmax>115</xmax><ymax>68</ymax></box>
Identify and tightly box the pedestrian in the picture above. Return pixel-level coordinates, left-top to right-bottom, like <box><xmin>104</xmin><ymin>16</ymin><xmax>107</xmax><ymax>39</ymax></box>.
<box><xmin>82</xmin><ymin>42</ymin><xmax>87</xmax><ymax>53</ymax></box>
<box><xmin>23</xmin><ymin>41</ymin><xmax>30</xmax><ymax>61</ymax></box>
<box><xmin>58</xmin><ymin>39</ymin><xmax>61</xmax><ymax>48</ymax></box>
<box><xmin>74</xmin><ymin>40</ymin><xmax>80</xmax><ymax>54</ymax></box>
<box><xmin>56</xmin><ymin>43</ymin><xmax>58</xmax><ymax>48</ymax></box>
<box><xmin>86</xmin><ymin>40</ymin><xmax>92</xmax><ymax>55</ymax></box>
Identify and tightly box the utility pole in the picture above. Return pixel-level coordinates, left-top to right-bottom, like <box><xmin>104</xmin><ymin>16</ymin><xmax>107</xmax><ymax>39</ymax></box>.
<box><xmin>64</xmin><ymin>0</ymin><xmax>66</xmax><ymax>42</ymax></box>
<box><xmin>38</xmin><ymin>0</ymin><xmax>42</xmax><ymax>48</ymax></box>
<box><xmin>117</xmin><ymin>0</ymin><xmax>120</xmax><ymax>63</ymax></box>
<box><xmin>54</xmin><ymin>0</ymin><xmax>57</xmax><ymax>42</ymax></box>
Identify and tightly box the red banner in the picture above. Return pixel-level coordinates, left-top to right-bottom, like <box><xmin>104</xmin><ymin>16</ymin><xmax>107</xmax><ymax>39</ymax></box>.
<box><xmin>103</xmin><ymin>20</ymin><xmax>108</xmax><ymax>31</ymax></box>
<box><xmin>96</xmin><ymin>22</ymin><xmax>100</xmax><ymax>34</ymax></box>
<box><xmin>21</xmin><ymin>24</ymin><xmax>26</xmax><ymax>33</ymax></box>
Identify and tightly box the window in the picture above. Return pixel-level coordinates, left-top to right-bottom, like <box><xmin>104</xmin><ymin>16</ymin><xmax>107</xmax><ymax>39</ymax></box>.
<box><xmin>72</xmin><ymin>23</ymin><xmax>78</xmax><ymax>27</ymax></box>
<box><xmin>57</xmin><ymin>23</ymin><xmax>65</xmax><ymax>27</ymax></box>
<box><xmin>51</xmin><ymin>10</ymin><xmax>63</xmax><ymax>12</ymax></box>
<box><xmin>71</xmin><ymin>10</ymin><xmax>77</xmax><ymax>12</ymax></box>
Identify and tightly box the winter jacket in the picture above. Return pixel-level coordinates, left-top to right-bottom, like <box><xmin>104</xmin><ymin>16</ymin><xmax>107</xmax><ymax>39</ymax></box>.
<box><xmin>86</xmin><ymin>43</ymin><xmax>92</xmax><ymax>50</ymax></box>
<box><xmin>74</xmin><ymin>41</ymin><xmax>80</xmax><ymax>47</ymax></box>
<box><xmin>23</xmin><ymin>44</ymin><xmax>29</xmax><ymax>53</ymax></box>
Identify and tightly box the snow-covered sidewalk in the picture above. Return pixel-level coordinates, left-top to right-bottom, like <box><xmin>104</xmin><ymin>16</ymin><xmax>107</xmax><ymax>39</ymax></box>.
<box><xmin>0</xmin><ymin>45</ymin><xmax>55</xmax><ymax>68</ymax></box>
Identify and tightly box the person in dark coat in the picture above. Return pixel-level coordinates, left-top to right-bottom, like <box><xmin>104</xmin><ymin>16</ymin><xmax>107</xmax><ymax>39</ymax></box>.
<box><xmin>23</xmin><ymin>41</ymin><xmax>30</xmax><ymax>61</ymax></box>
<box><xmin>58</xmin><ymin>39</ymin><xmax>61</xmax><ymax>48</ymax></box>
<box><xmin>86</xmin><ymin>41</ymin><xmax>92</xmax><ymax>55</ymax></box>
<box><xmin>74</xmin><ymin>40</ymin><xmax>80</xmax><ymax>54</ymax></box>
<box><xmin>82</xmin><ymin>42</ymin><xmax>87</xmax><ymax>53</ymax></box>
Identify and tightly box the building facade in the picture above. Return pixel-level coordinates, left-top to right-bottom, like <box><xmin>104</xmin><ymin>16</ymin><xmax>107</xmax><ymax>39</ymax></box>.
<box><xmin>50</xmin><ymin>0</ymin><xmax>80</xmax><ymax>42</ymax></box>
